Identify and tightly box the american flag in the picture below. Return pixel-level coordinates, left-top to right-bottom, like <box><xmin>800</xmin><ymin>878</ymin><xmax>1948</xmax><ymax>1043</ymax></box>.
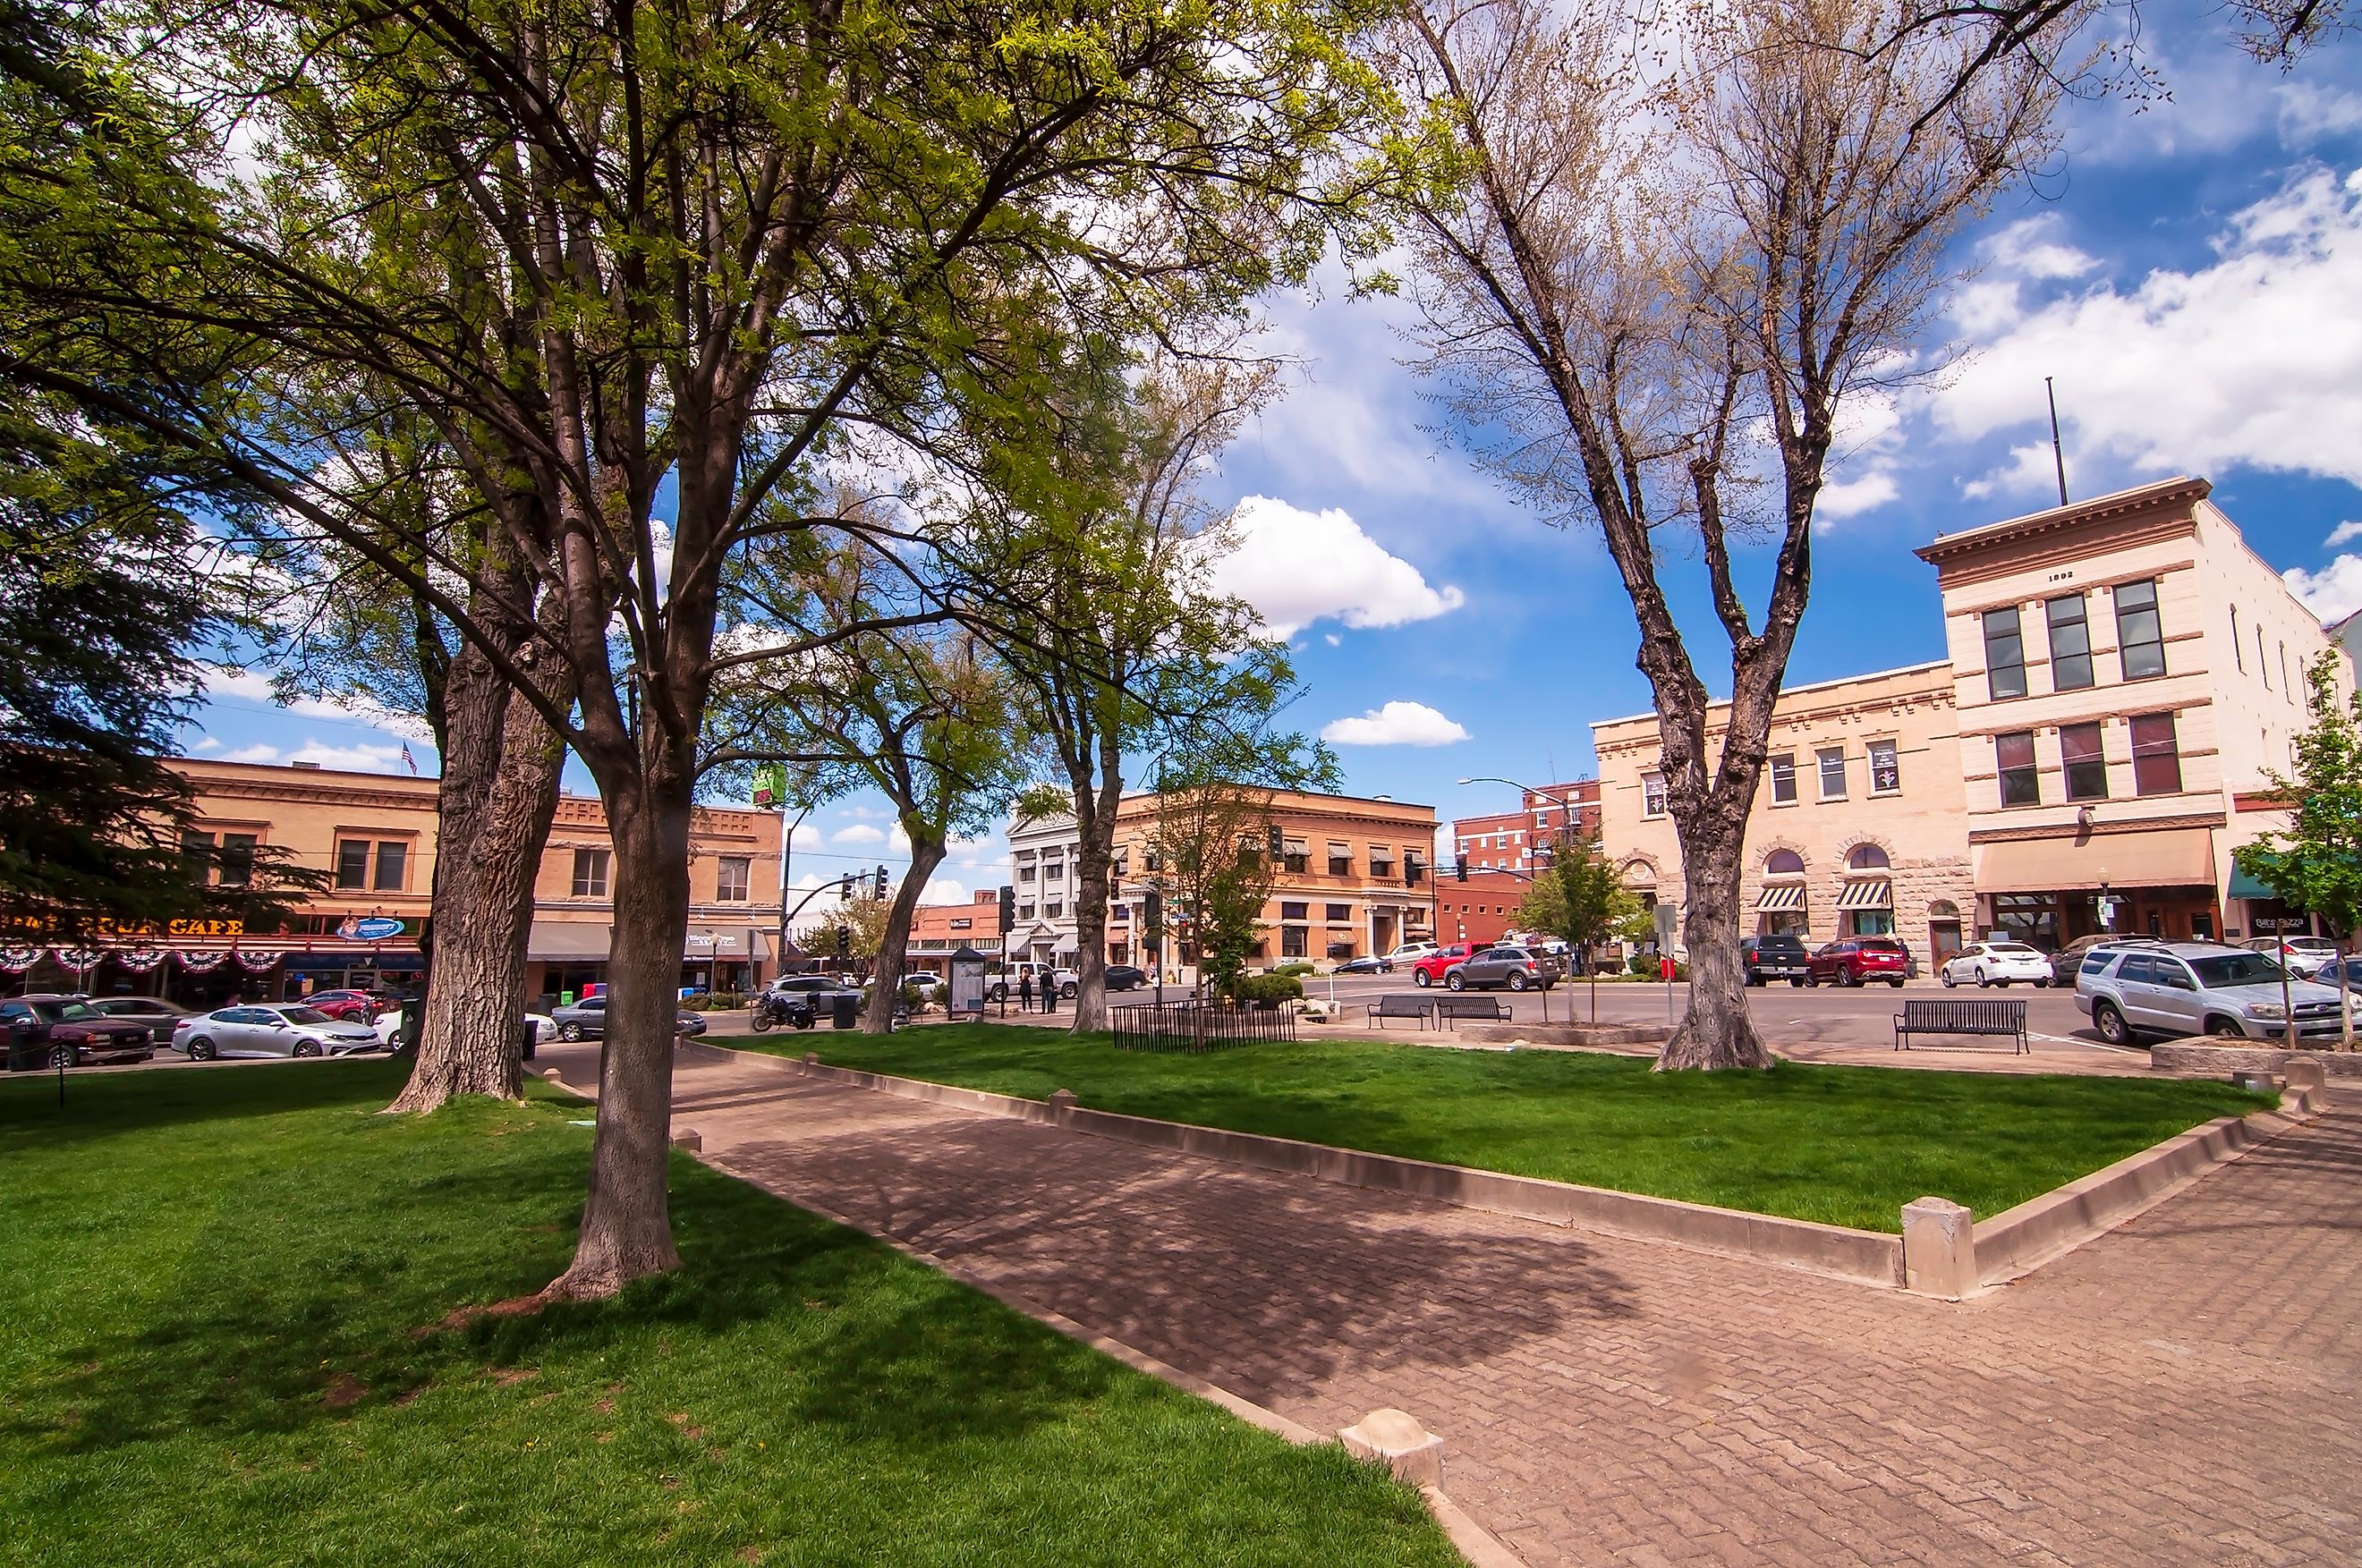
<box><xmin>401</xmin><ymin>742</ymin><xmax>419</xmax><ymax>776</ymax></box>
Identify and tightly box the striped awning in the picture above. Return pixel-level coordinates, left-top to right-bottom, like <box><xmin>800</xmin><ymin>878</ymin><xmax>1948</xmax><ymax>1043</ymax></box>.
<box><xmin>1835</xmin><ymin>878</ymin><xmax>1893</xmax><ymax>911</ymax></box>
<box><xmin>1755</xmin><ymin>882</ymin><xmax>1806</xmax><ymax>912</ymax></box>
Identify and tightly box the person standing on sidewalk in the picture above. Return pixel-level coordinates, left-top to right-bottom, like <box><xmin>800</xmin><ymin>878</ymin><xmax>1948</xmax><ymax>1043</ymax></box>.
<box><xmin>1019</xmin><ymin>970</ymin><xmax>1033</xmax><ymax>1012</ymax></box>
<box><xmin>1041</xmin><ymin>973</ymin><xmax>1058</xmax><ymax>1015</ymax></box>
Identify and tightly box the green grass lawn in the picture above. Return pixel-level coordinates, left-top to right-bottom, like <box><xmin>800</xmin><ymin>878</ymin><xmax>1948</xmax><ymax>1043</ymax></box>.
<box><xmin>729</xmin><ymin>1024</ymin><xmax>2273</xmax><ymax>1232</ymax></box>
<box><xmin>0</xmin><ymin>1063</ymin><xmax>1459</xmax><ymax>1567</ymax></box>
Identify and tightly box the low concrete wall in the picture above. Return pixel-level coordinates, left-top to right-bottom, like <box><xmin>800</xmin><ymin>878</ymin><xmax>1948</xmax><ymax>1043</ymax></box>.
<box><xmin>1971</xmin><ymin>1092</ymin><xmax>2317</xmax><ymax>1290</ymax></box>
<box><xmin>2149</xmin><ymin>1040</ymin><xmax>2362</xmax><ymax>1078</ymax></box>
<box><xmin>1454</xmin><ymin>1021</ymin><xmax>1668</xmax><ymax>1049</ymax></box>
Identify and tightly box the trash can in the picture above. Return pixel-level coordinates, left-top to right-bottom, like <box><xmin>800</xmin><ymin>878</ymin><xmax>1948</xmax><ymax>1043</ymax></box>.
<box><xmin>519</xmin><ymin>1017</ymin><xmax>538</xmax><ymax>1063</ymax></box>
<box><xmin>398</xmin><ymin>997</ymin><xmax>425</xmax><ymax>1052</ymax></box>
<box><xmin>830</xmin><ymin>992</ymin><xmax>859</xmax><ymax>1030</ymax></box>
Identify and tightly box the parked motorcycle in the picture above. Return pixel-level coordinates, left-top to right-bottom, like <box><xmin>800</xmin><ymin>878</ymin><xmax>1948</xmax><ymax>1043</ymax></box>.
<box><xmin>745</xmin><ymin>992</ymin><xmax>818</xmax><ymax>1032</ymax></box>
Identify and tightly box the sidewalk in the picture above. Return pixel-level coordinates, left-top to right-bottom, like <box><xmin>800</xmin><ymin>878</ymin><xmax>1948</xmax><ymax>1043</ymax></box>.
<box><xmin>549</xmin><ymin>1039</ymin><xmax>2362</xmax><ymax>1565</ymax></box>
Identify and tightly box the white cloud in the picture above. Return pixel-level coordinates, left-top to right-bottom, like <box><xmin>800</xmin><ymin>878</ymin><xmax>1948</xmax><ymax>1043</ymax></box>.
<box><xmin>219</xmin><ymin>739</ymin><xmax>411</xmax><ymax>773</ymax></box>
<box><xmin>1323</xmin><ymin>632</ymin><xmax>1342</xmax><ymax>647</ymax></box>
<box><xmin>830</xmin><ymin>823</ymin><xmax>886</xmax><ymax>845</ymax></box>
<box><xmin>199</xmin><ymin>665</ymin><xmax>436</xmax><ymax>746</ymax></box>
<box><xmin>2284</xmin><ymin>555</ymin><xmax>2362</xmax><ymax>621</ymax></box>
<box><xmin>1815</xmin><ymin>470</ymin><xmax>1900</xmax><ymax>521</ymax></box>
<box><xmin>1943</xmin><ymin>167</ymin><xmax>2362</xmax><ymax>494</ymax></box>
<box><xmin>920</xmin><ymin>877</ymin><xmax>968</xmax><ymax>904</ymax></box>
<box><xmin>1212</xmin><ymin>496</ymin><xmax>1466</xmax><ymax>639</ymax></box>
<box><xmin>2326</xmin><ymin>520</ymin><xmax>2362</xmax><ymax>548</ymax></box>
<box><xmin>1320</xmin><ymin>700</ymin><xmax>1471</xmax><ymax>747</ymax></box>
<box><xmin>190</xmin><ymin>735</ymin><xmax>223</xmax><ymax>754</ymax></box>
<box><xmin>1960</xmin><ymin>442</ymin><xmax>2069</xmax><ymax>504</ymax></box>
<box><xmin>888</xmin><ymin>825</ymin><xmax>912</xmax><ymax>852</ymax></box>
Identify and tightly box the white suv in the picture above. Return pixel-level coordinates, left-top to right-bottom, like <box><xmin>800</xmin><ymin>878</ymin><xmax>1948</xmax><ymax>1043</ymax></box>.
<box><xmin>2076</xmin><ymin>941</ymin><xmax>2351</xmax><ymax>1045</ymax></box>
<box><xmin>1385</xmin><ymin>941</ymin><xmax>1440</xmax><ymax>965</ymax></box>
<box><xmin>990</xmin><ymin>962</ymin><xmax>1076</xmax><ymax>1001</ymax></box>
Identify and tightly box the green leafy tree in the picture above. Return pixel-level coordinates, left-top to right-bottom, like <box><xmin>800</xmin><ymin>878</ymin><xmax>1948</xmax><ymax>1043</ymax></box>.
<box><xmin>2235</xmin><ymin>650</ymin><xmax>2362</xmax><ymax>1052</ymax></box>
<box><xmin>1517</xmin><ymin>835</ymin><xmax>1641</xmax><ymax>1022</ymax></box>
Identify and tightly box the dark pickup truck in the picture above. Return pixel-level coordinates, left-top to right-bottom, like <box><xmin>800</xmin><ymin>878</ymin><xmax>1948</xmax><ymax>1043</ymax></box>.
<box><xmin>1741</xmin><ymin>934</ymin><xmax>1811</xmax><ymax>987</ymax></box>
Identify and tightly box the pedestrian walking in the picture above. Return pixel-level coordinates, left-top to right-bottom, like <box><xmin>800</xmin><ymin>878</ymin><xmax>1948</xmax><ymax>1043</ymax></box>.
<box><xmin>1019</xmin><ymin>971</ymin><xmax>1034</xmax><ymax>1011</ymax></box>
<box><xmin>1042</xmin><ymin>975</ymin><xmax>1058</xmax><ymax>1014</ymax></box>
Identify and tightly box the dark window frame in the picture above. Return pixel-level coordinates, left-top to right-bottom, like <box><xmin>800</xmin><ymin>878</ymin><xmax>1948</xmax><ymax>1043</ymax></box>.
<box><xmin>2131</xmin><ymin>712</ymin><xmax>2183</xmax><ymax>796</ymax></box>
<box><xmin>1768</xmin><ymin>754</ymin><xmax>1797</xmax><ymax>804</ymax></box>
<box><xmin>2060</xmin><ymin>721</ymin><xmax>2109</xmax><ymax>801</ymax></box>
<box><xmin>1984</xmin><ymin>606</ymin><xmax>2028</xmax><ymax>699</ymax></box>
<box><xmin>335</xmin><ymin>839</ymin><xmax>370</xmax><ymax>890</ymax></box>
<box><xmin>2113</xmin><ymin>579</ymin><xmax>2166</xmax><ymax>681</ymax></box>
<box><xmin>1997</xmin><ymin>731</ymin><xmax>2040</xmax><ymax>807</ymax></box>
<box><xmin>2046</xmin><ymin>594</ymin><xmax>2094</xmax><ymax>690</ymax></box>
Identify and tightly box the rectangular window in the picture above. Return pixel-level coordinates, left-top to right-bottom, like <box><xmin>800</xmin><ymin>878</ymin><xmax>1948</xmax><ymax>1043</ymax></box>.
<box><xmin>1018</xmin><ymin>864</ymin><xmax>1035</xmax><ymax>882</ymax></box>
<box><xmin>1984</xmin><ymin>606</ymin><xmax>2027</xmax><ymax>699</ymax></box>
<box><xmin>1018</xmin><ymin>902</ymin><xmax>1034</xmax><ymax>920</ymax></box>
<box><xmin>217</xmin><ymin>833</ymin><xmax>257</xmax><ymax>888</ymax></box>
<box><xmin>2131</xmin><ymin>713</ymin><xmax>2183</xmax><ymax>795</ymax></box>
<box><xmin>1368</xmin><ymin>849</ymin><xmax>1393</xmax><ymax>877</ymax></box>
<box><xmin>1769</xmin><ymin>754</ymin><xmax>1797</xmax><ymax>804</ymax></box>
<box><xmin>336</xmin><ymin>839</ymin><xmax>370</xmax><ymax>890</ymax></box>
<box><xmin>716</xmin><ymin>856</ymin><xmax>751</xmax><ymax>902</ymax></box>
<box><xmin>1325</xmin><ymin>903</ymin><xmax>1352</xmax><ymax>922</ymax></box>
<box><xmin>1818</xmin><ymin>747</ymin><xmax>1847</xmax><ymax>800</ymax></box>
<box><xmin>1867</xmin><ymin>739</ymin><xmax>1899</xmax><ymax>794</ymax></box>
<box><xmin>2230</xmin><ymin>606</ymin><xmax>2243</xmax><ymax>671</ymax></box>
<box><xmin>1642</xmin><ymin>773</ymin><xmax>1667</xmax><ymax>817</ymax></box>
<box><xmin>1997</xmin><ymin>732</ymin><xmax>2040</xmax><ymax>807</ymax></box>
<box><xmin>1283</xmin><ymin>852</ymin><xmax>1309</xmax><ymax>874</ymax></box>
<box><xmin>372</xmin><ymin>840</ymin><xmax>406</xmax><ymax>891</ymax></box>
<box><xmin>1280</xmin><ymin>926</ymin><xmax>1308</xmax><ymax>959</ymax></box>
<box><xmin>1279</xmin><ymin>902</ymin><xmax>1308</xmax><ymax>920</ymax></box>
<box><xmin>2281</xmin><ymin>642</ymin><xmax>2292</xmax><ymax>700</ymax></box>
<box><xmin>1045</xmin><ymin>900</ymin><xmax>1062</xmax><ymax>918</ymax></box>
<box><xmin>1329</xmin><ymin>849</ymin><xmax>1354</xmax><ymax>877</ymax></box>
<box><xmin>2046</xmin><ymin>595</ymin><xmax>2094</xmax><ymax>690</ymax></box>
<box><xmin>571</xmin><ymin>847</ymin><xmax>610</xmax><ymax>898</ymax></box>
<box><xmin>2114</xmin><ymin>579</ymin><xmax>2165</xmax><ymax>680</ymax></box>
<box><xmin>2061</xmin><ymin>722</ymin><xmax>2108</xmax><ymax>801</ymax></box>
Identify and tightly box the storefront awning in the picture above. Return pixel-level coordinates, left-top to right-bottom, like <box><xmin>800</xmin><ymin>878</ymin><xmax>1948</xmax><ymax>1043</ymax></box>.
<box><xmin>1836</xmin><ymin>878</ymin><xmax>1892</xmax><ymax>911</ymax></box>
<box><xmin>1975</xmin><ymin>828</ymin><xmax>2215</xmax><ymax>893</ymax></box>
<box><xmin>1755</xmin><ymin>882</ymin><xmax>1806</xmax><ymax>911</ymax></box>
<box><xmin>2227</xmin><ymin>866</ymin><xmax>2275</xmax><ymax>901</ymax></box>
<box><xmin>527</xmin><ymin>920</ymin><xmax>611</xmax><ymax>962</ymax></box>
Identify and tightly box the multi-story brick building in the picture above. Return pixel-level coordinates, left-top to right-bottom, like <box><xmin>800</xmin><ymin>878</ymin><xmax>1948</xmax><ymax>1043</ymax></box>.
<box><xmin>904</xmin><ymin>888</ymin><xmax>1004</xmax><ymax>964</ymax></box>
<box><xmin>3</xmin><ymin>758</ymin><xmax>785</xmax><ymax>1007</ymax></box>
<box><xmin>1450</xmin><ymin>779</ymin><xmax>1600</xmax><ymax>875</ymax></box>
<box><xmin>1595</xmin><ymin>661</ymin><xmax>1975</xmax><ymax>964</ymax></box>
<box><xmin>1434</xmin><ymin>870</ymin><xmax>1532</xmax><ymax>948</ymax></box>
<box><xmin>1006</xmin><ymin>788</ymin><xmax>1440</xmax><ymax>971</ymax></box>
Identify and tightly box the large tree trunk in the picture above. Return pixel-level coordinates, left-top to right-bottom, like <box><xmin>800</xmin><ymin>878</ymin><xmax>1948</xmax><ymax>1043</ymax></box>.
<box><xmin>389</xmin><ymin>636</ymin><xmax>568</xmax><ymax>1112</ymax></box>
<box><xmin>1654</xmin><ymin>809</ymin><xmax>1770</xmax><ymax>1071</ymax></box>
<box><xmin>863</xmin><ymin>833</ymin><xmax>946</xmax><ymax>1032</ymax></box>
<box><xmin>544</xmin><ymin>782</ymin><xmax>692</xmax><ymax>1300</ymax></box>
<box><xmin>1066</xmin><ymin>747</ymin><xmax>1124</xmax><ymax>1032</ymax></box>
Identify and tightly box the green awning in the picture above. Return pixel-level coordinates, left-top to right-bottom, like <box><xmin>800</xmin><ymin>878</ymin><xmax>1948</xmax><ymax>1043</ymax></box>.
<box><xmin>2227</xmin><ymin>867</ymin><xmax>2276</xmax><ymax>901</ymax></box>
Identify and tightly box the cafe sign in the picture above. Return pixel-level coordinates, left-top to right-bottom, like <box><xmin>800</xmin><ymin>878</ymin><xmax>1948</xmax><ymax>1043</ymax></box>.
<box><xmin>337</xmin><ymin>915</ymin><xmax>408</xmax><ymax>942</ymax></box>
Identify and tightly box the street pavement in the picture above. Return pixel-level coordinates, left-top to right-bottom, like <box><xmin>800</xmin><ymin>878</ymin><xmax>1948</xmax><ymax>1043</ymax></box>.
<box><xmin>542</xmin><ymin>1038</ymin><xmax>2362</xmax><ymax>1567</ymax></box>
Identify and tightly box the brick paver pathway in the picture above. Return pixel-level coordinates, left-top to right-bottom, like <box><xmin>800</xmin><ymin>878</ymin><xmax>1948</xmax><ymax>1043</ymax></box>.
<box><xmin>567</xmin><ymin>1043</ymin><xmax>2362</xmax><ymax>1565</ymax></box>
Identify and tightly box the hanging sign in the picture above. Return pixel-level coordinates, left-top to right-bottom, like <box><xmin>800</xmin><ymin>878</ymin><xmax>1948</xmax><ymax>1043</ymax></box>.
<box><xmin>336</xmin><ymin>916</ymin><xmax>406</xmax><ymax>942</ymax></box>
<box><xmin>752</xmin><ymin>762</ymin><xmax>789</xmax><ymax>809</ymax></box>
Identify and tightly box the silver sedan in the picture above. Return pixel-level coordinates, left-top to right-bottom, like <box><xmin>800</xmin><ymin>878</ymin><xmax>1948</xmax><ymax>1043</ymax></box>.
<box><xmin>173</xmin><ymin>1004</ymin><xmax>383</xmax><ymax>1060</ymax></box>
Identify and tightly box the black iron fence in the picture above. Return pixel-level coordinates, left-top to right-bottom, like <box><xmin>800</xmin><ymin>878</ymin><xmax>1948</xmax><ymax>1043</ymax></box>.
<box><xmin>1110</xmin><ymin>999</ymin><xmax>1297</xmax><ymax>1052</ymax></box>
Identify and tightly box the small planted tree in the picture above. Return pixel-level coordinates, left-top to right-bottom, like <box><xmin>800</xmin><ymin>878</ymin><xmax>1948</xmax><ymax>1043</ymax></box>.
<box><xmin>1518</xmin><ymin>836</ymin><xmax>1641</xmax><ymax>1022</ymax></box>
<box><xmin>2235</xmin><ymin>651</ymin><xmax>2362</xmax><ymax>1052</ymax></box>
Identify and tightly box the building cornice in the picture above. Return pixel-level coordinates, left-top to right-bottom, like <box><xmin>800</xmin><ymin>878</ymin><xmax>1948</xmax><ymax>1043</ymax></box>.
<box><xmin>1914</xmin><ymin>477</ymin><xmax>2209</xmax><ymax>568</ymax></box>
<box><xmin>1967</xmin><ymin>811</ymin><xmax>2225</xmax><ymax>844</ymax></box>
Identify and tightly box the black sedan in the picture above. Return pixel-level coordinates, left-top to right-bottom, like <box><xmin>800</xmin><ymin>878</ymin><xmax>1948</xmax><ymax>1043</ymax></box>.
<box><xmin>1332</xmin><ymin>954</ymin><xmax>1393</xmax><ymax>975</ymax></box>
<box><xmin>1103</xmin><ymin>965</ymin><xmax>1150</xmax><ymax>991</ymax></box>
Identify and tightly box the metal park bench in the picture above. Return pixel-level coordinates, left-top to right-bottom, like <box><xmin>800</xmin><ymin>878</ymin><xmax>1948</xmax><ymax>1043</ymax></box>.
<box><xmin>1371</xmin><ymin>994</ymin><xmax>1434</xmax><ymax>1030</ymax></box>
<box><xmin>1434</xmin><ymin>995</ymin><xmax>1509</xmax><ymax>1028</ymax></box>
<box><xmin>1894</xmin><ymin>997</ymin><xmax>2028</xmax><ymax>1054</ymax></box>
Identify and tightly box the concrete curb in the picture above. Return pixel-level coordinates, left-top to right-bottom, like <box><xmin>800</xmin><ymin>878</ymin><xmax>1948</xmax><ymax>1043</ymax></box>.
<box><xmin>1966</xmin><ymin>1086</ymin><xmax>2326</xmax><ymax>1292</ymax></box>
<box><xmin>2149</xmin><ymin>1039</ymin><xmax>2362</xmax><ymax>1078</ymax></box>
<box><xmin>688</xmin><ymin>1041</ymin><xmax>1904</xmax><ymax>1290</ymax></box>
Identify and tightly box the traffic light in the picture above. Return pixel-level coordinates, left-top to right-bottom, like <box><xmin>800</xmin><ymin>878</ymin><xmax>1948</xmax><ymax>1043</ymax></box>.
<box><xmin>1404</xmin><ymin>853</ymin><xmax>1423</xmax><ymax>887</ymax></box>
<box><xmin>1266</xmin><ymin>825</ymin><xmax>1284</xmax><ymax>860</ymax></box>
<box><xmin>998</xmin><ymin>885</ymin><xmax>1016</xmax><ymax>935</ymax></box>
<box><xmin>1455</xmin><ymin>854</ymin><xmax>1468</xmax><ymax>883</ymax></box>
<box><xmin>838</xmin><ymin>873</ymin><xmax>854</xmax><ymax>899</ymax></box>
<box><xmin>1143</xmin><ymin>888</ymin><xmax>1163</xmax><ymax>939</ymax></box>
<box><xmin>834</xmin><ymin>925</ymin><xmax>850</xmax><ymax>959</ymax></box>
<box><xmin>874</xmin><ymin>864</ymin><xmax>889</xmax><ymax>900</ymax></box>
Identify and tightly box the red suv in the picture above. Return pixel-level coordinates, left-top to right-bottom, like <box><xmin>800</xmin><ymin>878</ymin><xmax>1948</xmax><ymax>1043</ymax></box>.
<box><xmin>304</xmin><ymin>989</ymin><xmax>391</xmax><ymax>1021</ymax></box>
<box><xmin>1410</xmin><ymin>944</ymin><xmax>1481</xmax><ymax>987</ymax></box>
<box><xmin>1805</xmin><ymin>938</ymin><xmax>1907</xmax><ymax>988</ymax></box>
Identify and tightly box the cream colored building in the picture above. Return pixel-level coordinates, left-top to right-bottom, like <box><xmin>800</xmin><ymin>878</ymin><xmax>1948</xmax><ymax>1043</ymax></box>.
<box><xmin>1918</xmin><ymin>476</ymin><xmax>2349</xmax><ymax>946</ymax></box>
<box><xmin>1593</xmin><ymin>661</ymin><xmax>1975</xmax><ymax>963</ymax></box>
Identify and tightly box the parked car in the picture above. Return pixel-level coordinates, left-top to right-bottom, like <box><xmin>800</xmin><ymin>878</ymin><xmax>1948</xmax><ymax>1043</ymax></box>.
<box><xmin>988</xmin><ymin>962</ymin><xmax>1076</xmax><ymax>1002</ymax></box>
<box><xmin>548</xmin><ymin>996</ymin><xmax>709</xmax><ymax>1042</ymax></box>
<box><xmin>1805</xmin><ymin>937</ymin><xmax>1907</xmax><ymax>987</ymax></box>
<box><xmin>2243</xmin><ymin>936</ymin><xmax>2340</xmax><ymax>978</ymax></box>
<box><xmin>2048</xmin><ymin>932</ymin><xmax>2164</xmax><ymax>987</ymax></box>
<box><xmin>1739</xmin><ymin>934</ymin><xmax>1811</xmax><ymax>987</ymax></box>
<box><xmin>1103</xmin><ymin>964</ymin><xmax>1151</xmax><ymax>990</ymax></box>
<box><xmin>3</xmin><ymin>995</ymin><xmax>156</xmax><ymax>1069</ymax></box>
<box><xmin>1410</xmin><ymin>944</ymin><xmax>1482</xmax><ymax>987</ymax></box>
<box><xmin>1446</xmin><ymin>945</ymin><xmax>1560</xmax><ymax>992</ymax></box>
<box><xmin>370</xmin><ymin>1009</ymin><xmax>557</xmax><ymax>1047</ymax></box>
<box><xmin>302</xmin><ymin>988</ymin><xmax>394</xmax><ymax>1022</ymax></box>
<box><xmin>1384</xmin><ymin>941</ymin><xmax>1440</xmax><ymax>966</ymax></box>
<box><xmin>84</xmin><ymin>996</ymin><xmax>197</xmax><ymax>1045</ymax></box>
<box><xmin>1938</xmin><ymin>941</ymin><xmax>2053</xmax><ymax>988</ymax></box>
<box><xmin>1331</xmin><ymin>954</ymin><xmax>1392</xmax><ymax>975</ymax></box>
<box><xmin>171</xmin><ymin>1003</ymin><xmax>381</xmax><ymax>1060</ymax></box>
<box><xmin>2077</xmin><ymin>941</ymin><xmax>2351</xmax><ymax>1045</ymax></box>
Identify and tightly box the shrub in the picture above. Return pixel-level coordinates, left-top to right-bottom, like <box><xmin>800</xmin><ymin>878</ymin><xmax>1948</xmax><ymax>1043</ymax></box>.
<box><xmin>1230</xmin><ymin>972</ymin><xmax>1304</xmax><ymax>1007</ymax></box>
<box><xmin>896</xmin><ymin>982</ymin><xmax>929</xmax><ymax>1013</ymax></box>
<box><xmin>678</xmin><ymin>992</ymin><xmax>747</xmax><ymax>1011</ymax></box>
<box><xmin>1625</xmin><ymin>952</ymin><xmax>1653</xmax><ymax>977</ymax></box>
<box><xmin>1272</xmin><ymin>961</ymin><xmax>1315</xmax><ymax>979</ymax></box>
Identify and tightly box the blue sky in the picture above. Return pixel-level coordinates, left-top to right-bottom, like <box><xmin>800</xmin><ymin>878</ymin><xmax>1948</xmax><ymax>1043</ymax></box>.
<box><xmin>181</xmin><ymin>16</ymin><xmax>2362</xmax><ymax>903</ymax></box>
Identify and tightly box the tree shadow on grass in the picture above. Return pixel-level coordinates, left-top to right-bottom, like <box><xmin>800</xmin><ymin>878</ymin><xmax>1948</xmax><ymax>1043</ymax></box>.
<box><xmin>0</xmin><ymin>1058</ymin><xmax>412</xmax><ymax>1153</ymax></box>
<box><xmin>709</xmin><ymin>1112</ymin><xmax>1642</xmax><ymax>1412</ymax></box>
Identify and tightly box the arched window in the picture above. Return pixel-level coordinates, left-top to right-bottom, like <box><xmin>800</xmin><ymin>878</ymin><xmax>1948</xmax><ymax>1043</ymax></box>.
<box><xmin>1848</xmin><ymin>843</ymin><xmax>1890</xmax><ymax>871</ymax></box>
<box><xmin>1764</xmin><ymin>849</ymin><xmax>1805</xmax><ymax>876</ymax></box>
